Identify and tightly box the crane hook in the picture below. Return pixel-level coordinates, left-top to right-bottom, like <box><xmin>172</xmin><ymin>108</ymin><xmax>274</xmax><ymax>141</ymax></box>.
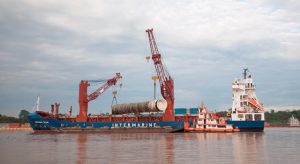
<box><xmin>146</xmin><ymin>56</ymin><xmax>151</xmax><ymax>63</ymax></box>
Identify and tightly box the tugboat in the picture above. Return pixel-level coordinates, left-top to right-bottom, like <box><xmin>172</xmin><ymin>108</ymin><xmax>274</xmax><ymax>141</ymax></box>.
<box><xmin>185</xmin><ymin>69</ymin><xmax>265</xmax><ymax>132</ymax></box>
<box><xmin>184</xmin><ymin>102</ymin><xmax>238</xmax><ymax>132</ymax></box>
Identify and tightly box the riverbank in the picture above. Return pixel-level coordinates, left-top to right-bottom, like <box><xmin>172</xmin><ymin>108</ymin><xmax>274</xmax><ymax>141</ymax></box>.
<box><xmin>0</xmin><ymin>123</ymin><xmax>32</xmax><ymax>131</ymax></box>
<box><xmin>0</xmin><ymin>127</ymin><xmax>33</xmax><ymax>131</ymax></box>
<box><xmin>265</xmin><ymin>125</ymin><xmax>300</xmax><ymax>128</ymax></box>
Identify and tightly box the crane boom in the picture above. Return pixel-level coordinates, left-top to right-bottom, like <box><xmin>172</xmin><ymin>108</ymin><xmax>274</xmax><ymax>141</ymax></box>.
<box><xmin>146</xmin><ymin>28</ymin><xmax>174</xmax><ymax>121</ymax></box>
<box><xmin>77</xmin><ymin>73</ymin><xmax>122</xmax><ymax>122</ymax></box>
<box><xmin>88</xmin><ymin>73</ymin><xmax>122</xmax><ymax>101</ymax></box>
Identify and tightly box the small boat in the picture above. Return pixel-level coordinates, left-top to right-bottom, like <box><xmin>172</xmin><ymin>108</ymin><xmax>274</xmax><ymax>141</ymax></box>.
<box><xmin>184</xmin><ymin>102</ymin><xmax>240</xmax><ymax>132</ymax></box>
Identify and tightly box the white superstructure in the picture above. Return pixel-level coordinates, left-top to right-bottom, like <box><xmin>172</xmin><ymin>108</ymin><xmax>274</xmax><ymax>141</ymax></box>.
<box><xmin>196</xmin><ymin>106</ymin><xmax>233</xmax><ymax>130</ymax></box>
<box><xmin>289</xmin><ymin>115</ymin><xmax>300</xmax><ymax>126</ymax></box>
<box><xmin>231</xmin><ymin>69</ymin><xmax>264</xmax><ymax>121</ymax></box>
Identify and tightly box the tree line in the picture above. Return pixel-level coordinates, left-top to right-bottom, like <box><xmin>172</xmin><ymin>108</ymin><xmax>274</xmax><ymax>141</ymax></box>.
<box><xmin>217</xmin><ymin>109</ymin><xmax>300</xmax><ymax>125</ymax></box>
<box><xmin>1</xmin><ymin>109</ymin><xmax>300</xmax><ymax>125</ymax></box>
<box><xmin>265</xmin><ymin>109</ymin><xmax>300</xmax><ymax>125</ymax></box>
<box><xmin>0</xmin><ymin>110</ymin><xmax>29</xmax><ymax>124</ymax></box>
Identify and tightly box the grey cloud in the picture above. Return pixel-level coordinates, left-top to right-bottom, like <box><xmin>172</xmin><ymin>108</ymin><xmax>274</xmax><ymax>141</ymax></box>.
<box><xmin>1</xmin><ymin>0</ymin><xmax>300</xmax><ymax>116</ymax></box>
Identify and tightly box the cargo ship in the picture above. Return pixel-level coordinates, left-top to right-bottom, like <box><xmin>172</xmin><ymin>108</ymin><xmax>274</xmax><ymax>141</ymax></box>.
<box><xmin>184</xmin><ymin>68</ymin><xmax>265</xmax><ymax>132</ymax></box>
<box><xmin>28</xmin><ymin>98</ymin><xmax>195</xmax><ymax>133</ymax></box>
<box><xmin>227</xmin><ymin>68</ymin><xmax>265</xmax><ymax>131</ymax></box>
<box><xmin>28</xmin><ymin>29</ymin><xmax>196</xmax><ymax>133</ymax></box>
<box><xmin>28</xmin><ymin>29</ymin><xmax>264</xmax><ymax>133</ymax></box>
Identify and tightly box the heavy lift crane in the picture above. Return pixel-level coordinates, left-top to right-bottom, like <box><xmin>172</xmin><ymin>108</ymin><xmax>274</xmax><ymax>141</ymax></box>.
<box><xmin>77</xmin><ymin>73</ymin><xmax>122</xmax><ymax>122</ymax></box>
<box><xmin>146</xmin><ymin>29</ymin><xmax>175</xmax><ymax>121</ymax></box>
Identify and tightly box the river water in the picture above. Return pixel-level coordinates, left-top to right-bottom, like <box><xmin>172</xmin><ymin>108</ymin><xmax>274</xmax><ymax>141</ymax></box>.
<box><xmin>0</xmin><ymin>128</ymin><xmax>299</xmax><ymax>164</ymax></box>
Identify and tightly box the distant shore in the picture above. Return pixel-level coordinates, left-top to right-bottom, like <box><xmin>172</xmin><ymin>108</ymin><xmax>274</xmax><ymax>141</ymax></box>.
<box><xmin>0</xmin><ymin>127</ymin><xmax>33</xmax><ymax>131</ymax></box>
<box><xmin>0</xmin><ymin>123</ymin><xmax>32</xmax><ymax>131</ymax></box>
<box><xmin>1</xmin><ymin>126</ymin><xmax>300</xmax><ymax>132</ymax></box>
<box><xmin>265</xmin><ymin>125</ymin><xmax>300</xmax><ymax>128</ymax></box>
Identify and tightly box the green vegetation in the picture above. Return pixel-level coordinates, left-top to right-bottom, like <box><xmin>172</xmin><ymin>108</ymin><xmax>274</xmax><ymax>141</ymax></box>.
<box><xmin>19</xmin><ymin>110</ymin><xmax>29</xmax><ymax>124</ymax></box>
<box><xmin>217</xmin><ymin>109</ymin><xmax>300</xmax><ymax>125</ymax></box>
<box><xmin>0</xmin><ymin>114</ymin><xmax>19</xmax><ymax>123</ymax></box>
<box><xmin>1</xmin><ymin>109</ymin><xmax>300</xmax><ymax>125</ymax></box>
<box><xmin>0</xmin><ymin>109</ymin><xmax>30</xmax><ymax>123</ymax></box>
<box><xmin>216</xmin><ymin>111</ymin><xmax>228</xmax><ymax>117</ymax></box>
<box><xmin>265</xmin><ymin>110</ymin><xmax>300</xmax><ymax>125</ymax></box>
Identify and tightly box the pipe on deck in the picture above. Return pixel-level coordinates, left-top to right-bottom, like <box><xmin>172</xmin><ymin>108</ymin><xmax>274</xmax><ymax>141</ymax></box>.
<box><xmin>112</xmin><ymin>99</ymin><xmax>167</xmax><ymax>115</ymax></box>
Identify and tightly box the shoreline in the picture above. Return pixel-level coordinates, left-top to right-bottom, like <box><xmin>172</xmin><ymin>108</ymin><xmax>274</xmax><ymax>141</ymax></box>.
<box><xmin>0</xmin><ymin>127</ymin><xmax>33</xmax><ymax>131</ymax></box>
<box><xmin>265</xmin><ymin>126</ymin><xmax>300</xmax><ymax>128</ymax></box>
<box><xmin>1</xmin><ymin>126</ymin><xmax>300</xmax><ymax>132</ymax></box>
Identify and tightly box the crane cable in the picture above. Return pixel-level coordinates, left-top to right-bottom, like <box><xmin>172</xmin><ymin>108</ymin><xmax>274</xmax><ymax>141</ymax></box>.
<box><xmin>111</xmin><ymin>79</ymin><xmax>122</xmax><ymax>107</ymax></box>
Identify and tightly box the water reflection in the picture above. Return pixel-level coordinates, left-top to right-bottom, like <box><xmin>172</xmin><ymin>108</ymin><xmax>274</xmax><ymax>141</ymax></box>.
<box><xmin>164</xmin><ymin>134</ymin><xmax>174</xmax><ymax>163</ymax></box>
<box><xmin>172</xmin><ymin>132</ymin><xmax>265</xmax><ymax>164</ymax></box>
<box><xmin>109</xmin><ymin>133</ymin><xmax>174</xmax><ymax>163</ymax></box>
<box><xmin>74</xmin><ymin>132</ymin><xmax>265</xmax><ymax>164</ymax></box>
<box><xmin>2</xmin><ymin>129</ymin><xmax>300</xmax><ymax>164</ymax></box>
<box><xmin>232</xmin><ymin>132</ymin><xmax>265</xmax><ymax>164</ymax></box>
<box><xmin>76</xmin><ymin>133</ymin><xmax>87</xmax><ymax>164</ymax></box>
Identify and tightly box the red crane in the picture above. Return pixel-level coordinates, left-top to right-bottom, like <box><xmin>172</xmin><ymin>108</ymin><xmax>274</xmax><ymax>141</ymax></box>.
<box><xmin>146</xmin><ymin>29</ymin><xmax>175</xmax><ymax>121</ymax></box>
<box><xmin>77</xmin><ymin>73</ymin><xmax>122</xmax><ymax>122</ymax></box>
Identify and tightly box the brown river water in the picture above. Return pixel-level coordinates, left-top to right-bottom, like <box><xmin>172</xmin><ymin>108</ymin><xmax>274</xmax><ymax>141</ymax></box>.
<box><xmin>0</xmin><ymin>128</ymin><xmax>300</xmax><ymax>164</ymax></box>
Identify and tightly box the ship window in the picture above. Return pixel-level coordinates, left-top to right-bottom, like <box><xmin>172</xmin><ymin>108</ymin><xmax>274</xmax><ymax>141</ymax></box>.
<box><xmin>245</xmin><ymin>114</ymin><xmax>253</xmax><ymax>121</ymax></box>
<box><xmin>255</xmin><ymin>114</ymin><xmax>262</xmax><ymax>121</ymax></box>
<box><xmin>238</xmin><ymin>114</ymin><xmax>244</xmax><ymax>118</ymax></box>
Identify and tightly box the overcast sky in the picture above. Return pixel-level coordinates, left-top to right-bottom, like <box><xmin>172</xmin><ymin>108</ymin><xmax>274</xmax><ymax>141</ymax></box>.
<box><xmin>1</xmin><ymin>0</ymin><xmax>300</xmax><ymax>116</ymax></box>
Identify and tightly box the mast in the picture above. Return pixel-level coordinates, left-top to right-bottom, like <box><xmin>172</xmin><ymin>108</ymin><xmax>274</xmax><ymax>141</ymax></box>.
<box><xmin>35</xmin><ymin>95</ymin><xmax>40</xmax><ymax>111</ymax></box>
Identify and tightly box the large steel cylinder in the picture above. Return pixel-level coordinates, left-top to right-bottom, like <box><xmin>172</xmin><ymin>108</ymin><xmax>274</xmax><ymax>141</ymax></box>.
<box><xmin>112</xmin><ymin>99</ymin><xmax>167</xmax><ymax>115</ymax></box>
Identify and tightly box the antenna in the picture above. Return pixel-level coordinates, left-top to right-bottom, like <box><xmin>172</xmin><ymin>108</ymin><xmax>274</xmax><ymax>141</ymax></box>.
<box><xmin>35</xmin><ymin>95</ymin><xmax>40</xmax><ymax>111</ymax></box>
<box><xmin>243</xmin><ymin>68</ymin><xmax>249</xmax><ymax>79</ymax></box>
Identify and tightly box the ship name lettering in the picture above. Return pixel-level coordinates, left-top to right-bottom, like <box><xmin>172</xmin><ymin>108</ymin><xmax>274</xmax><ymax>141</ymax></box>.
<box><xmin>111</xmin><ymin>122</ymin><xmax>157</xmax><ymax>128</ymax></box>
<box><xmin>132</xmin><ymin>123</ymin><xmax>136</xmax><ymax>127</ymax></box>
